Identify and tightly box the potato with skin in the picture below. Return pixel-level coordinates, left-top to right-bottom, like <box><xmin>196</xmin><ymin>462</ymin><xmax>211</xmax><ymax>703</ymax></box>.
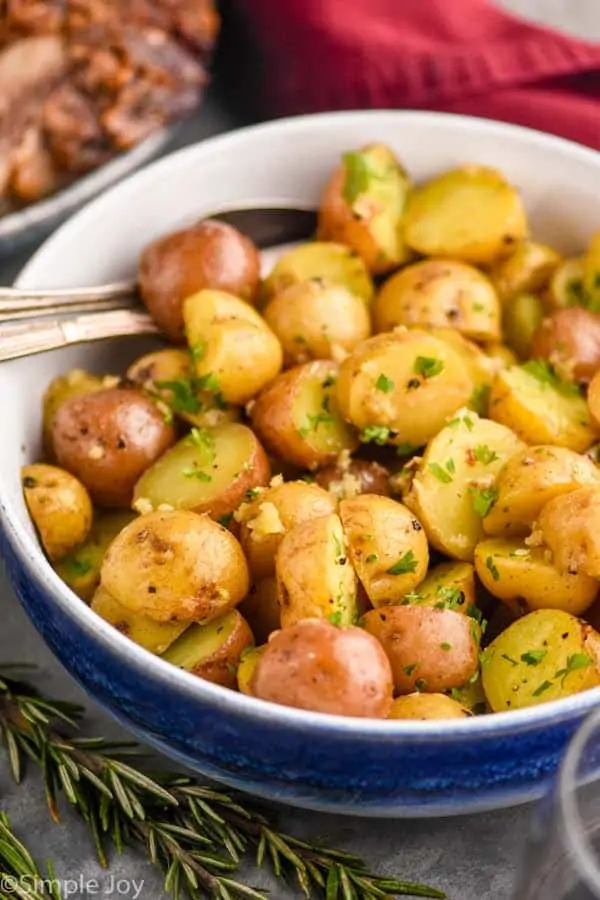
<box><xmin>252</xmin><ymin>619</ymin><xmax>393</xmax><ymax>718</ymax></box>
<box><xmin>275</xmin><ymin>513</ymin><xmax>358</xmax><ymax>628</ymax></box>
<box><xmin>483</xmin><ymin>445</ymin><xmax>600</xmax><ymax>537</ymax></box>
<box><xmin>336</xmin><ymin>330</ymin><xmax>474</xmax><ymax>449</ymax></box>
<box><xmin>362</xmin><ymin>606</ymin><xmax>481</xmax><ymax>694</ymax></box>
<box><xmin>489</xmin><ymin>240</ymin><xmax>562</xmax><ymax>302</ymax></box>
<box><xmin>389</xmin><ymin>693</ymin><xmax>469</xmax><ymax>720</ymax></box>
<box><xmin>22</xmin><ymin>463</ymin><xmax>93</xmax><ymax>562</ymax></box>
<box><xmin>536</xmin><ymin>485</ymin><xmax>600</xmax><ymax>578</ymax></box>
<box><xmin>133</xmin><ymin>423</ymin><xmax>271</xmax><ymax>521</ymax></box>
<box><xmin>315</xmin><ymin>457</ymin><xmax>391</xmax><ymax>500</ymax></box>
<box><xmin>251</xmin><ymin>361</ymin><xmax>358</xmax><ymax>469</ymax></box>
<box><xmin>237</xmin><ymin>645</ymin><xmax>266</xmax><ymax>695</ymax></box>
<box><xmin>317</xmin><ymin>143</ymin><xmax>412</xmax><ymax>274</ymax></box>
<box><xmin>474</xmin><ymin>538</ymin><xmax>598</xmax><ymax>617</ymax></box>
<box><xmin>481</xmin><ymin>609</ymin><xmax>600</xmax><ymax>712</ymax></box>
<box><xmin>402</xmin><ymin>561</ymin><xmax>476</xmax><ymax>615</ymax></box>
<box><xmin>545</xmin><ymin>256</ymin><xmax>586</xmax><ymax>309</ymax></box>
<box><xmin>91</xmin><ymin>586</ymin><xmax>188</xmax><ymax>655</ymax></box>
<box><xmin>262</xmin><ymin>279</ymin><xmax>371</xmax><ymax>366</ymax></box>
<box><xmin>339</xmin><ymin>495</ymin><xmax>428</xmax><ymax>607</ymax></box>
<box><xmin>138</xmin><ymin>219</ymin><xmax>261</xmax><ymax>341</ymax></box>
<box><xmin>235</xmin><ymin>480</ymin><xmax>336</xmax><ymax>581</ymax></box>
<box><xmin>55</xmin><ymin>510</ymin><xmax>136</xmax><ymax>601</ymax></box>
<box><xmin>239</xmin><ymin>578</ymin><xmax>281</xmax><ymax>644</ymax></box>
<box><xmin>42</xmin><ymin>368</ymin><xmax>106</xmax><ymax>458</ymax></box>
<box><xmin>52</xmin><ymin>387</ymin><xmax>176</xmax><ymax>508</ymax></box>
<box><xmin>184</xmin><ymin>290</ymin><xmax>283</xmax><ymax>406</ymax></box>
<box><xmin>503</xmin><ymin>293</ymin><xmax>544</xmax><ymax>361</ymax></box>
<box><xmin>530</xmin><ymin>308</ymin><xmax>600</xmax><ymax>383</ymax></box>
<box><xmin>101</xmin><ymin>510</ymin><xmax>250</xmax><ymax>623</ymax></box>
<box><xmin>261</xmin><ymin>242</ymin><xmax>374</xmax><ymax>306</ymax></box>
<box><xmin>374</xmin><ymin>260</ymin><xmax>501</xmax><ymax>343</ymax></box>
<box><xmin>423</xmin><ymin>327</ymin><xmax>500</xmax><ymax>413</ymax></box>
<box><xmin>403</xmin><ymin>165</ymin><xmax>528</xmax><ymax>265</ymax></box>
<box><xmin>162</xmin><ymin>610</ymin><xmax>254</xmax><ymax>689</ymax></box>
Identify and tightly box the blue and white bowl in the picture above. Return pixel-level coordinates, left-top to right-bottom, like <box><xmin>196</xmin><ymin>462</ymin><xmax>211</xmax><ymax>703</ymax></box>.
<box><xmin>2</xmin><ymin>110</ymin><xmax>600</xmax><ymax>818</ymax></box>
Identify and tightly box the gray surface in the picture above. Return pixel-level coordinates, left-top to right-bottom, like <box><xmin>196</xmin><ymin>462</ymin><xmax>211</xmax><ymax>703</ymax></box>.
<box><xmin>0</xmin><ymin>2</ymin><xmax>596</xmax><ymax>896</ymax></box>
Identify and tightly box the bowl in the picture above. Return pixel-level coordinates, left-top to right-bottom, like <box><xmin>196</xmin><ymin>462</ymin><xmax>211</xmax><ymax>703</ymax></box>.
<box><xmin>2</xmin><ymin>110</ymin><xmax>600</xmax><ymax>818</ymax></box>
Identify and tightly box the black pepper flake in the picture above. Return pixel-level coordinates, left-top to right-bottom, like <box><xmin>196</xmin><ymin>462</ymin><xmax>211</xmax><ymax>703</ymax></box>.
<box><xmin>22</xmin><ymin>476</ymin><xmax>36</xmax><ymax>488</ymax></box>
<box><xmin>411</xmin><ymin>519</ymin><xmax>422</xmax><ymax>531</ymax></box>
<box><xmin>116</xmin><ymin>437</ymin><xmax>127</xmax><ymax>449</ymax></box>
<box><xmin>147</xmin><ymin>585</ymin><xmax>157</xmax><ymax>594</ymax></box>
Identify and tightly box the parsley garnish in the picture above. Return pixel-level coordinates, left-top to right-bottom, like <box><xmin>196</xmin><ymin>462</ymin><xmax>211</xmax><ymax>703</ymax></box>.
<box><xmin>182</xmin><ymin>467</ymin><xmax>212</xmax><ymax>482</ymax></box>
<box><xmin>189</xmin><ymin>341</ymin><xmax>206</xmax><ymax>362</ymax></box>
<box><xmin>64</xmin><ymin>557</ymin><xmax>92</xmax><ymax>577</ymax></box>
<box><xmin>521</xmin><ymin>650</ymin><xmax>547</xmax><ymax>666</ymax></box>
<box><xmin>473</xmin><ymin>444</ymin><xmax>499</xmax><ymax>465</ymax></box>
<box><xmin>218</xmin><ymin>513</ymin><xmax>234</xmax><ymax>527</ymax></box>
<box><xmin>376</xmin><ymin>374</ymin><xmax>395</xmax><ymax>393</ymax></box>
<box><xmin>555</xmin><ymin>652</ymin><xmax>592</xmax><ymax>685</ymax></box>
<box><xmin>434</xmin><ymin>586</ymin><xmax>464</xmax><ymax>610</ymax></box>
<box><xmin>188</xmin><ymin>427</ymin><xmax>216</xmax><ymax>458</ymax></box>
<box><xmin>365</xmin><ymin>554</ymin><xmax>379</xmax><ymax>563</ymax></box>
<box><xmin>522</xmin><ymin>360</ymin><xmax>581</xmax><ymax>397</ymax></box>
<box><xmin>440</xmin><ymin>642</ymin><xmax>452</xmax><ymax>651</ymax></box>
<box><xmin>328</xmin><ymin>611</ymin><xmax>343</xmax><ymax>627</ymax></box>
<box><xmin>403</xmin><ymin>663</ymin><xmax>418</xmax><ymax>677</ymax></box>
<box><xmin>446</xmin><ymin>413</ymin><xmax>475</xmax><ymax>431</ymax></box>
<box><xmin>470</xmin><ymin>486</ymin><xmax>498</xmax><ymax>518</ymax></box>
<box><xmin>414</xmin><ymin>356</ymin><xmax>444</xmax><ymax>379</ymax></box>
<box><xmin>427</xmin><ymin>462</ymin><xmax>454</xmax><ymax>484</ymax></box>
<box><xmin>468</xmin><ymin>385</ymin><xmax>490</xmax><ymax>416</ymax></box>
<box><xmin>396</xmin><ymin>442</ymin><xmax>418</xmax><ymax>457</ymax></box>
<box><xmin>485</xmin><ymin>557</ymin><xmax>500</xmax><ymax>581</ymax></box>
<box><xmin>360</xmin><ymin>425</ymin><xmax>391</xmax><ymax>445</ymax></box>
<box><xmin>244</xmin><ymin>487</ymin><xmax>262</xmax><ymax>501</ymax></box>
<box><xmin>155</xmin><ymin>378</ymin><xmax>203</xmax><ymax>415</ymax></box>
<box><xmin>341</xmin><ymin>151</ymin><xmax>383</xmax><ymax>204</ymax></box>
<box><xmin>532</xmin><ymin>680</ymin><xmax>553</xmax><ymax>697</ymax></box>
<box><xmin>322</xmin><ymin>373</ymin><xmax>337</xmax><ymax>388</ymax></box>
<box><xmin>501</xmin><ymin>654</ymin><xmax>518</xmax><ymax>666</ymax></box>
<box><xmin>386</xmin><ymin>550</ymin><xmax>418</xmax><ymax>575</ymax></box>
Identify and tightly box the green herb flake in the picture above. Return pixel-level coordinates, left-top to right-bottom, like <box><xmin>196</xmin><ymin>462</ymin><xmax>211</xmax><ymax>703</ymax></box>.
<box><xmin>555</xmin><ymin>652</ymin><xmax>592</xmax><ymax>684</ymax></box>
<box><xmin>522</xmin><ymin>360</ymin><xmax>581</xmax><ymax>397</ymax></box>
<box><xmin>470</xmin><ymin>486</ymin><xmax>498</xmax><ymax>518</ymax></box>
<box><xmin>473</xmin><ymin>444</ymin><xmax>499</xmax><ymax>465</ymax></box>
<box><xmin>189</xmin><ymin>341</ymin><xmax>206</xmax><ymax>362</ymax></box>
<box><xmin>244</xmin><ymin>487</ymin><xmax>262</xmax><ymax>501</ymax></box>
<box><xmin>365</xmin><ymin>553</ymin><xmax>379</xmax><ymax>564</ymax></box>
<box><xmin>445</xmin><ymin>458</ymin><xmax>456</xmax><ymax>474</ymax></box>
<box><xmin>376</xmin><ymin>373</ymin><xmax>395</xmax><ymax>393</ymax></box>
<box><xmin>342</xmin><ymin>151</ymin><xmax>383</xmax><ymax>205</ymax></box>
<box><xmin>386</xmin><ymin>550</ymin><xmax>418</xmax><ymax>576</ymax></box>
<box><xmin>64</xmin><ymin>557</ymin><xmax>92</xmax><ymax>577</ymax></box>
<box><xmin>218</xmin><ymin>513</ymin><xmax>234</xmax><ymax>528</ymax></box>
<box><xmin>403</xmin><ymin>663</ymin><xmax>418</xmax><ymax>677</ymax></box>
<box><xmin>485</xmin><ymin>556</ymin><xmax>500</xmax><ymax>581</ymax></box>
<box><xmin>469</xmin><ymin>384</ymin><xmax>490</xmax><ymax>415</ymax></box>
<box><xmin>440</xmin><ymin>642</ymin><xmax>452</xmax><ymax>651</ymax></box>
<box><xmin>182</xmin><ymin>467</ymin><xmax>212</xmax><ymax>482</ymax></box>
<box><xmin>427</xmin><ymin>462</ymin><xmax>453</xmax><ymax>484</ymax></box>
<box><xmin>521</xmin><ymin>650</ymin><xmax>547</xmax><ymax>666</ymax></box>
<box><xmin>435</xmin><ymin>586</ymin><xmax>464</xmax><ymax>610</ymax></box>
<box><xmin>322</xmin><ymin>373</ymin><xmax>337</xmax><ymax>389</ymax></box>
<box><xmin>532</xmin><ymin>680</ymin><xmax>553</xmax><ymax>697</ymax></box>
<box><xmin>328</xmin><ymin>611</ymin><xmax>343</xmax><ymax>627</ymax></box>
<box><xmin>155</xmin><ymin>378</ymin><xmax>203</xmax><ymax>415</ymax></box>
<box><xmin>413</xmin><ymin>356</ymin><xmax>444</xmax><ymax>380</ymax></box>
<box><xmin>501</xmin><ymin>654</ymin><xmax>518</xmax><ymax>667</ymax></box>
<box><xmin>360</xmin><ymin>425</ymin><xmax>391</xmax><ymax>446</ymax></box>
<box><xmin>188</xmin><ymin>427</ymin><xmax>216</xmax><ymax>454</ymax></box>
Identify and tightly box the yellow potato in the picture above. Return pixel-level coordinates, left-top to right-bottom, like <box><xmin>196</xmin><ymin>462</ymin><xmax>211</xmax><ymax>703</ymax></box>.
<box><xmin>238</xmin><ymin>578</ymin><xmax>281</xmax><ymax>644</ymax></box>
<box><xmin>403</xmin><ymin>410</ymin><xmax>524</xmax><ymax>561</ymax></box>
<box><xmin>42</xmin><ymin>369</ymin><xmax>106</xmax><ymax>458</ymax></box>
<box><xmin>262</xmin><ymin>241</ymin><xmax>374</xmax><ymax>305</ymax></box>
<box><xmin>546</xmin><ymin>256</ymin><xmax>587</xmax><ymax>310</ymax></box>
<box><xmin>403</xmin><ymin>165</ymin><xmax>528</xmax><ymax>265</ymax></box>
<box><xmin>338</xmin><ymin>495</ymin><xmax>428</xmax><ymax>606</ymax></box>
<box><xmin>401</xmin><ymin>561</ymin><xmax>476</xmax><ymax>614</ymax></box>
<box><xmin>502</xmin><ymin>293</ymin><xmax>544</xmax><ymax>361</ymax></box>
<box><xmin>183</xmin><ymin>289</ymin><xmax>283</xmax><ymax>405</ymax></box>
<box><xmin>389</xmin><ymin>693</ymin><xmax>469</xmax><ymax>720</ymax></box>
<box><xmin>55</xmin><ymin>510</ymin><xmax>136</xmax><ymax>601</ymax></box>
<box><xmin>162</xmin><ymin>610</ymin><xmax>254</xmax><ymax>688</ymax></box>
<box><xmin>237</xmin><ymin>645</ymin><xmax>266</xmax><ymax>695</ymax></box>
<box><xmin>374</xmin><ymin>260</ymin><xmax>501</xmax><ymax>343</ymax></box>
<box><xmin>489</xmin><ymin>240</ymin><xmax>561</xmax><ymax>302</ymax></box>
<box><xmin>91</xmin><ymin>586</ymin><xmax>188</xmax><ymax>654</ymax></box>
<box><xmin>449</xmin><ymin>676</ymin><xmax>488</xmax><ymax>714</ymax></box>
<box><xmin>584</xmin><ymin>230</ymin><xmax>600</xmax><ymax>312</ymax></box>
<box><xmin>474</xmin><ymin>538</ymin><xmax>598</xmax><ymax>617</ymax></box>
<box><xmin>22</xmin><ymin>464</ymin><xmax>93</xmax><ymax>562</ymax></box>
<box><xmin>337</xmin><ymin>330</ymin><xmax>474</xmax><ymax>449</ymax></box>
<box><xmin>536</xmin><ymin>485</ymin><xmax>600</xmax><ymax>579</ymax></box>
<box><xmin>421</xmin><ymin>327</ymin><xmax>500</xmax><ymax>415</ymax></box>
<box><xmin>484</xmin><ymin>344</ymin><xmax>518</xmax><ymax>368</ymax></box>
<box><xmin>275</xmin><ymin>513</ymin><xmax>358</xmax><ymax>628</ymax></box>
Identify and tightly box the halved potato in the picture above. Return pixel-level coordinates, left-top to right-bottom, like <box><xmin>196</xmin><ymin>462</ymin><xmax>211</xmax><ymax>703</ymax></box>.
<box><xmin>546</xmin><ymin>256</ymin><xmax>587</xmax><ymax>310</ymax></box>
<box><xmin>489</xmin><ymin>240</ymin><xmax>561</xmax><ymax>301</ymax></box>
<box><xmin>22</xmin><ymin>463</ymin><xmax>93</xmax><ymax>562</ymax></box>
<box><xmin>403</xmin><ymin>165</ymin><xmax>528</xmax><ymax>265</ymax></box>
<box><xmin>338</xmin><ymin>495</ymin><xmax>428</xmax><ymax>606</ymax></box>
<box><xmin>315</xmin><ymin>457</ymin><xmax>391</xmax><ymax>500</ymax></box>
<box><xmin>237</xmin><ymin>645</ymin><xmax>266</xmax><ymax>695</ymax></box>
<box><xmin>275</xmin><ymin>513</ymin><xmax>358</xmax><ymax>628</ymax></box>
<box><xmin>251</xmin><ymin>361</ymin><xmax>358</xmax><ymax>469</ymax></box>
<box><xmin>133</xmin><ymin>423</ymin><xmax>270</xmax><ymax>521</ymax></box>
<box><xmin>474</xmin><ymin>538</ymin><xmax>598</xmax><ymax>617</ymax></box>
<box><xmin>55</xmin><ymin>510</ymin><xmax>136</xmax><ymax>601</ymax></box>
<box><xmin>261</xmin><ymin>241</ymin><xmax>374</xmax><ymax>305</ymax></box>
<box><xmin>403</xmin><ymin>410</ymin><xmax>524</xmax><ymax>561</ymax></box>
<box><xmin>422</xmin><ymin>327</ymin><xmax>500</xmax><ymax>415</ymax></box>
<box><xmin>91</xmin><ymin>585</ymin><xmax>188</xmax><ymax>654</ymax></box>
<box><xmin>162</xmin><ymin>610</ymin><xmax>254</xmax><ymax>688</ymax></box>
<box><xmin>584</xmin><ymin>230</ymin><xmax>600</xmax><ymax>312</ymax></box>
<box><xmin>389</xmin><ymin>693</ymin><xmax>469</xmax><ymax>720</ymax></box>
<box><xmin>502</xmin><ymin>293</ymin><xmax>544</xmax><ymax>361</ymax></box>
<box><xmin>238</xmin><ymin>578</ymin><xmax>281</xmax><ymax>644</ymax></box>
<box><xmin>400</xmin><ymin>561</ymin><xmax>475</xmax><ymax>614</ymax></box>
<box><xmin>536</xmin><ymin>485</ymin><xmax>600</xmax><ymax>578</ymax></box>
<box><xmin>42</xmin><ymin>369</ymin><xmax>107</xmax><ymax>458</ymax></box>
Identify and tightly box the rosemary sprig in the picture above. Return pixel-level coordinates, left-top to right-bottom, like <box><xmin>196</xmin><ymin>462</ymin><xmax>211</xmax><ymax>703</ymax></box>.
<box><xmin>0</xmin><ymin>811</ymin><xmax>61</xmax><ymax>899</ymax></box>
<box><xmin>0</xmin><ymin>670</ymin><xmax>445</xmax><ymax>900</ymax></box>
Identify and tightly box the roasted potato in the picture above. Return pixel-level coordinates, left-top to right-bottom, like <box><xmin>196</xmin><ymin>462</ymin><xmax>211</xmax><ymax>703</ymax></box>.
<box><xmin>389</xmin><ymin>693</ymin><xmax>469</xmax><ymax>720</ymax></box>
<box><xmin>488</xmin><ymin>363</ymin><xmax>598</xmax><ymax>452</ymax></box>
<box><xmin>238</xmin><ymin>578</ymin><xmax>281</xmax><ymax>644</ymax></box>
<box><xmin>237</xmin><ymin>645</ymin><xmax>266</xmax><ymax>695</ymax></box>
<box><xmin>315</xmin><ymin>457</ymin><xmax>391</xmax><ymax>499</ymax></box>
<box><xmin>91</xmin><ymin>585</ymin><xmax>188</xmax><ymax>654</ymax></box>
<box><xmin>52</xmin><ymin>387</ymin><xmax>176</xmax><ymax>508</ymax></box>
<box><xmin>252</xmin><ymin>619</ymin><xmax>393</xmax><ymax>718</ymax></box>
<box><xmin>338</xmin><ymin>495</ymin><xmax>428</xmax><ymax>606</ymax></box>
<box><xmin>261</xmin><ymin>242</ymin><xmax>374</xmax><ymax>306</ymax></box>
<box><xmin>421</xmin><ymin>327</ymin><xmax>500</xmax><ymax>414</ymax></box>
<box><xmin>235</xmin><ymin>480</ymin><xmax>335</xmax><ymax>580</ymax></box>
<box><xmin>584</xmin><ymin>230</ymin><xmax>600</xmax><ymax>312</ymax></box>
<box><xmin>489</xmin><ymin>240</ymin><xmax>561</xmax><ymax>301</ymax></box>
<box><xmin>55</xmin><ymin>510</ymin><xmax>136</xmax><ymax>601</ymax></box>
<box><xmin>530</xmin><ymin>308</ymin><xmax>600</xmax><ymax>383</ymax></box>
<box><xmin>42</xmin><ymin>369</ymin><xmax>106</xmax><ymax>458</ymax></box>
<box><xmin>502</xmin><ymin>293</ymin><xmax>544</xmax><ymax>361</ymax></box>
<box><xmin>403</xmin><ymin>410</ymin><xmax>524</xmax><ymax>560</ymax></box>
<box><xmin>546</xmin><ymin>257</ymin><xmax>586</xmax><ymax>310</ymax></box>
<box><xmin>22</xmin><ymin>463</ymin><xmax>93</xmax><ymax>562</ymax></box>
<box><xmin>401</xmin><ymin>561</ymin><xmax>476</xmax><ymax>614</ymax></box>
<box><xmin>403</xmin><ymin>165</ymin><xmax>528</xmax><ymax>265</ymax></box>
<box><xmin>133</xmin><ymin>423</ymin><xmax>271</xmax><ymax>521</ymax></box>
<box><xmin>536</xmin><ymin>485</ymin><xmax>600</xmax><ymax>578</ymax></box>
<box><xmin>362</xmin><ymin>605</ymin><xmax>481</xmax><ymax>694</ymax></box>
<box><xmin>251</xmin><ymin>361</ymin><xmax>358</xmax><ymax>469</ymax></box>
<box><xmin>481</xmin><ymin>609</ymin><xmax>600</xmax><ymax>712</ymax></box>
<box><xmin>275</xmin><ymin>513</ymin><xmax>358</xmax><ymax>628</ymax></box>
<box><xmin>317</xmin><ymin>143</ymin><xmax>412</xmax><ymax>274</ymax></box>
<box><xmin>336</xmin><ymin>330</ymin><xmax>474</xmax><ymax>449</ymax></box>
<box><xmin>373</xmin><ymin>260</ymin><xmax>501</xmax><ymax>343</ymax></box>
<box><xmin>474</xmin><ymin>538</ymin><xmax>598</xmax><ymax>617</ymax></box>
<box><xmin>262</xmin><ymin>279</ymin><xmax>371</xmax><ymax>366</ymax></box>
<box><xmin>138</xmin><ymin>219</ymin><xmax>261</xmax><ymax>341</ymax></box>
<box><xmin>162</xmin><ymin>610</ymin><xmax>254</xmax><ymax>688</ymax></box>
<box><xmin>101</xmin><ymin>510</ymin><xmax>250</xmax><ymax>623</ymax></box>
<box><xmin>483</xmin><ymin>445</ymin><xmax>600</xmax><ymax>537</ymax></box>
<box><xmin>183</xmin><ymin>289</ymin><xmax>283</xmax><ymax>406</ymax></box>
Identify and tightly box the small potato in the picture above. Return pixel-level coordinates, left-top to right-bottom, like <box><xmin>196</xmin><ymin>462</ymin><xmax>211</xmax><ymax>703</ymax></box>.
<box><xmin>261</xmin><ymin>241</ymin><xmax>374</xmax><ymax>306</ymax></box>
<box><xmin>546</xmin><ymin>257</ymin><xmax>586</xmax><ymax>310</ymax></box>
<box><xmin>317</xmin><ymin>143</ymin><xmax>412</xmax><ymax>274</ymax></box>
<box><xmin>483</xmin><ymin>445</ymin><xmax>600</xmax><ymax>537</ymax></box>
<box><xmin>237</xmin><ymin>645</ymin><xmax>266</xmax><ymax>695</ymax></box>
<box><xmin>403</xmin><ymin>165</ymin><xmax>528</xmax><ymax>265</ymax></box>
<box><xmin>252</xmin><ymin>619</ymin><xmax>393</xmax><ymax>718</ymax></box>
<box><xmin>489</xmin><ymin>240</ymin><xmax>561</xmax><ymax>301</ymax></box>
<box><xmin>402</xmin><ymin>561</ymin><xmax>476</xmax><ymax>614</ymax></box>
<box><xmin>588</xmin><ymin>370</ymin><xmax>600</xmax><ymax>428</ymax></box>
<box><xmin>339</xmin><ymin>495</ymin><xmax>428</xmax><ymax>606</ymax></box>
<box><xmin>481</xmin><ymin>609</ymin><xmax>600</xmax><ymax>712</ymax></box>
<box><xmin>449</xmin><ymin>677</ymin><xmax>488</xmax><ymax>715</ymax></box>
<box><xmin>337</xmin><ymin>330</ymin><xmax>474</xmax><ymax>449</ymax></box>
<box><xmin>422</xmin><ymin>327</ymin><xmax>500</xmax><ymax>415</ymax></box>
<box><xmin>276</xmin><ymin>513</ymin><xmax>358</xmax><ymax>628</ymax></box>
<box><xmin>55</xmin><ymin>510</ymin><xmax>136</xmax><ymax>601</ymax></box>
<box><xmin>502</xmin><ymin>293</ymin><xmax>544</xmax><ymax>361</ymax></box>
<box><xmin>536</xmin><ymin>485</ymin><xmax>600</xmax><ymax>578</ymax></box>
<box><xmin>138</xmin><ymin>219</ymin><xmax>261</xmax><ymax>341</ymax></box>
<box><xmin>530</xmin><ymin>308</ymin><xmax>600</xmax><ymax>383</ymax></box>
<box><xmin>263</xmin><ymin>279</ymin><xmax>371</xmax><ymax>366</ymax></box>
<box><xmin>238</xmin><ymin>578</ymin><xmax>281</xmax><ymax>644</ymax></box>
<box><xmin>474</xmin><ymin>538</ymin><xmax>598</xmax><ymax>617</ymax></box>
<box><xmin>162</xmin><ymin>610</ymin><xmax>254</xmax><ymax>688</ymax></box>
<box><xmin>184</xmin><ymin>290</ymin><xmax>283</xmax><ymax>406</ymax></box>
<box><xmin>584</xmin><ymin>230</ymin><xmax>600</xmax><ymax>312</ymax></box>
<box><xmin>488</xmin><ymin>364</ymin><xmax>598</xmax><ymax>453</ymax></box>
<box><xmin>374</xmin><ymin>260</ymin><xmax>501</xmax><ymax>343</ymax></box>
<box><xmin>52</xmin><ymin>387</ymin><xmax>176</xmax><ymax>508</ymax></box>
<box><xmin>101</xmin><ymin>510</ymin><xmax>250</xmax><ymax>623</ymax></box>
<box><xmin>22</xmin><ymin>463</ymin><xmax>93</xmax><ymax>562</ymax></box>
<box><xmin>236</xmin><ymin>480</ymin><xmax>335</xmax><ymax>580</ymax></box>
<box><xmin>42</xmin><ymin>369</ymin><xmax>106</xmax><ymax>458</ymax></box>
<box><xmin>362</xmin><ymin>605</ymin><xmax>480</xmax><ymax>694</ymax></box>
<box><xmin>389</xmin><ymin>693</ymin><xmax>469</xmax><ymax>720</ymax></box>
<box><xmin>133</xmin><ymin>423</ymin><xmax>271</xmax><ymax>521</ymax></box>
<box><xmin>251</xmin><ymin>361</ymin><xmax>358</xmax><ymax>469</ymax></box>
<box><xmin>91</xmin><ymin>586</ymin><xmax>188</xmax><ymax>654</ymax></box>
<box><xmin>315</xmin><ymin>457</ymin><xmax>391</xmax><ymax>500</ymax></box>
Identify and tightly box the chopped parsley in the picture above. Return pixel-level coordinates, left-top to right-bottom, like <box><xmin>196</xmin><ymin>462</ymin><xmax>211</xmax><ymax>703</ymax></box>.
<box><xmin>440</xmin><ymin>642</ymin><xmax>452</xmax><ymax>651</ymax></box>
<box><xmin>322</xmin><ymin>373</ymin><xmax>337</xmax><ymax>388</ymax></box>
<box><xmin>376</xmin><ymin>374</ymin><xmax>395</xmax><ymax>393</ymax></box>
<box><xmin>485</xmin><ymin>556</ymin><xmax>500</xmax><ymax>581</ymax></box>
<box><xmin>473</xmin><ymin>444</ymin><xmax>499</xmax><ymax>465</ymax></box>
<box><xmin>155</xmin><ymin>378</ymin><xmax>203</xmax><ymax>415</ymax></box>
<box><xmin>188</xmin><ymin>427</ymin><xmax>216</xmax><ymax>455</ymax></box>
<box><xmin>189</xmin><ymin>341</ymin><xmax>206</xmax><ymax>362</ymax></box>
<box><xmin>403</xmin><ymin>663</ymin><xmax>418</xmax><ymax>677</ymax></box>
<box><xmin>555</xmin><ymin>652</ymin><xmax>592</xmax><ymax>685</ymax></box>
<box><xmin>521</xmin><ymin>650</ymin><xmax>547</xmax><ymax>666</ymax></box>
<box><xmin>501</xmin><ymin>654</ymin><xmax>518</xmax><ymax>666</ymax></box>
<box><xmin>64</xmin><ymin>557</ymin><xmax>92</xmax><ymax>577</ymax></box>
<box><xmin>468</xmin><ymin>385</ymin><xmax>490</xmax><ymax>415</ymax></box>
<box><xmin>386</xmin><ymin>550</ymin><xmax>418</xmax><ymax>576</ymax></box>
<box><xmin>522</xmin><ymin>360</ymin><xmax>581</xmax><ymax>397</ymax></box>
<box><xmin>414</xmin><ymin>356</ymin><xmax>444</xmax><ymax>379</ymax></box>
<box><xmin>396</xmin><ymin>442</ymin><xmax>418</xmax><ymax>457</ymax></box>
<box><xmin>182</xmin><ymin>467</ymin><xmax>212</xmax><ymax>482</ymax></box>
<box><xmin>365</xmin><ymin>553</ymin><xmax>379</xmax><ymax>563</ymax></box>
<box><xmin>470</xmin><ymin>486</ymin><xmax>498</xmax><ymax>518</ymax></box>
<box><xmin>532</xmin><ymin>680</ymin><xmax>553</xmax><ymax>697</ymax></box>
<box><xmin>341</xmin><ymin>151</ymin><xmax>383</xmax><ymax>204</ymax></box>
<box><xmin>244</xmin><ymin>487</ymin><xmax>262</xmax><ymax>501</ymax></box>
<box><xmin>446</xmin><ymin>413</ymin><xmax>475</xmax><ymax>431</ymax></box>
<box><xmin>434</xmin><ymin>586</ymin><xmax>464</xmax><ymax>610</ymax></box>
<box><xmin>360</xmin><ymin>425</ymin><xmax>391</xmax><ymax>445</ymax></box>
<box><xmin>218</xmin><ymin>513</ymin><xmax>234</xmax><ymax>528</ymax></box>
<box><xmin>298</xmin><ymin>411</ymin><xmax>334</xmax><ymax>437</ymax></box>
<box><xmin>427</xmin><ymin>461</ymin><xmax>454</xmax><ymax>484</ymax></box>
<box><xmin>328</xmin><ymin>611</ymin><xmax>343</xmax><ymax>627</ymax></box>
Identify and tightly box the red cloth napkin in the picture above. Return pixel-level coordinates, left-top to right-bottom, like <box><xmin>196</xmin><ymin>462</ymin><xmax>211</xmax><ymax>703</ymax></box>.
<box><xmin>222</xmin><ymin>0</ymin><xmax>600</xmax><ymax>149</ymax></box>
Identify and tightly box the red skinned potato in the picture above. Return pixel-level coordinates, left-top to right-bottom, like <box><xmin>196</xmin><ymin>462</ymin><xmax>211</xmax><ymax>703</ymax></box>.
<box><xmin>252</xmin><ymin>619</ymin><xmax>393</xmax><ymax>718</ymax></box>
<box><xmin>52</xmin><ymin>387</ymin><xmax>176</xmax><ymax>508</ymax></box>
<box><xmin>315</xmin><ymin>457</ymin><xmax>391</xmax><ymax>499</ymax></box>
<box><xmin>530</xmin><ymin>307</ymin><xmax>600</xmax><ymax>383</ymax></box>
<box><xmin>138</xmin><ymin>220</ymin><xmax>261</xmax><ymax>341</ymax></box>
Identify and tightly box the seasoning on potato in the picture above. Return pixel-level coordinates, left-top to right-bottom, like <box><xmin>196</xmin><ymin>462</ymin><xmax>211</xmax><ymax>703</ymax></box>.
<box><xmin>315</xmin><ymin>457</ymin><xmax>391</xmax><ymax>500</ymax></box>
<box><xmin>162</xmin><ymin>610</ymin><xmax>254</xmax><ymax>689</ymax></box>
<box><xmin>530</xmin><ymin>307</ymin><xmax>600</xmax><ymax>383</ymax></box>
<box><xmin>536</xmin><ymin>484</ymin><xmax>600</xmax><ymax>579</ymax></box>
<box><xmin>261</xmin><ymin>241</ymin><xmax>374</xmax><ymax>306</ymax></box>
<box><xmin>401</xmin><ymin>561</ymin><xmax>476</xmax><ymax>615</ymax></box>
<box><xmin>22</xmin><ymin>463</ymin><xmax>93</xmax><ymax>562</ymax></box>
<box><xmin>546</xmin><ymin>257</ymin><xmax>587</xmax><ymax>310</ymax></box>
<box><xmin>389</xmin><ymin>693</ymin><xmax>469</xmax><ymax>720</ymax></box>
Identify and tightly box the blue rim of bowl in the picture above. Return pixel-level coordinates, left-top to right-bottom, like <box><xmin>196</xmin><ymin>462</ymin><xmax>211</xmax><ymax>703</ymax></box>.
<box><xmin>7</xmin><ymin>108</ymin><xmax>600</xmax><ymax>740</ymax></box>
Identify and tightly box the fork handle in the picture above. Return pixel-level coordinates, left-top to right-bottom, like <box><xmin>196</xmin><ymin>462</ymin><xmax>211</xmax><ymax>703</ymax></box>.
<box><xmin>0</xmin><ymin>309</ymin><xmax>159</xmax><ymax>361</ymax></box>
<box><xmin>0</xmin><ymin>279</ymin><xmax>137</xmax><ymax>302</ymax></box>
